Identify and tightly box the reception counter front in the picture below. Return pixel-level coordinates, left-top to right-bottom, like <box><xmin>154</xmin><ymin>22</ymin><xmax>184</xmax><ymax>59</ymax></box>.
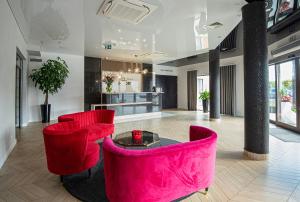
<box><xmin>91</xmin><ymin>92</ymin><xmax>163</xmax><ymax>116</ymax></box>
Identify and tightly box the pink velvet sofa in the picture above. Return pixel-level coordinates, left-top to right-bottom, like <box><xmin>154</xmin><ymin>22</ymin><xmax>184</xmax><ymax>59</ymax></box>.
<box><xmin>58</xmin><ymin>110</ymin><xmax>115</xmax><ymax>141</ymax></box>
<box><xmin>103</xmin><ymin>125</ymin><xmax>217</xmax><ymax>202</ymax></box>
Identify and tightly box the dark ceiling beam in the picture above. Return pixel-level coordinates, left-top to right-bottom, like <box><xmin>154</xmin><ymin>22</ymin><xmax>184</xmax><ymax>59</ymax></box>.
<box><xmin>244</xmin><ymin>0</ymin><xmax>264</xmax><ymax>2</ymax></box>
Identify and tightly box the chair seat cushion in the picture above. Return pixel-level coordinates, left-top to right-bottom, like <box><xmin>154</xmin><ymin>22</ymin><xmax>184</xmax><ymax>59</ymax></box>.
<box><xmin>88</xmin><ymin>123</ymin><xmax>114</xmax><ymax>141</ymax></box>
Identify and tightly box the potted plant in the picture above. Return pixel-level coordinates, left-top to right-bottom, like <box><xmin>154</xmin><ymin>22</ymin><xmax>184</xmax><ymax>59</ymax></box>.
<box><xmin>29</xmin><ymin>57</ymin><xmax>69</xmax><ymax>123</ymax></box>
<box><xmin>199</xmin><ymin>90</ymin><xmax>210</xmax><ymax>113</ymax></box>
<box><xmin>103</xmin><ymin>73</ymin><xmax>115</xmax><ymax>93</ymax></box>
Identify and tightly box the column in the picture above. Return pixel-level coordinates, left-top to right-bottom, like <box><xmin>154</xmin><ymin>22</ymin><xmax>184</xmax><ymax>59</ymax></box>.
<box><xmin>209</xmin><ymin>46</ymin><xmax>220</xmax><ymax>120</ymax></box>
<box><xmin>242</xmin><ymin>0</ymin><xmax>269</xmax><ymax>160</ymax></box>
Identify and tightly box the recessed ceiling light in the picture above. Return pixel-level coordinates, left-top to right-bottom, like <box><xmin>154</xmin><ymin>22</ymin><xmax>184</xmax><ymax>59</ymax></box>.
<box><xmin>136</xmin><ymin>38</ymin><xmax>140</xmax><ymax>41</ymax></box>
<box><xmin>105</xmin><ymin>57</ymin><xmax>109</xmax><ymax>60</ymax></box>
<box><xmin>143</xmin><ymin>39</ymin><xmax>146</xmax><ymax>42</ymax></box>
<box><xmin>118</xmin><ymin>29</ymin><xmax>122</xmax><ymax>33</ymax></box>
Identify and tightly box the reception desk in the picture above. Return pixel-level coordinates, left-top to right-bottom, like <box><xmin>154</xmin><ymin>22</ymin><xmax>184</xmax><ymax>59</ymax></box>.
<box><xmin>91</xmin><ymin>92</ymin><xmax>163</xmax><ymax>116</ymax></box>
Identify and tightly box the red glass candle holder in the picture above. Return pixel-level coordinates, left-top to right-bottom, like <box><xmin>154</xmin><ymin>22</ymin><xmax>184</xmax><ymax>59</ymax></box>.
<box><xmin>133</xmin><ymin>138</ymin><xmax>142</xmax><ymax>144</ymax></box>
<box><xmin>132</xmin><ymin>130</ymin><xmax>142</xmax><ymax>141</ymax></box>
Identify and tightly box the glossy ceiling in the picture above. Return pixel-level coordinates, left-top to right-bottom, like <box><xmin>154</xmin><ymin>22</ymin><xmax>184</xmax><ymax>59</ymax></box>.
<box><xmin>8</xmin><ymin>0</ymin><xmax>246</xmax><ymax>64</ymax></box>
<box><xmin>85</xmin><ymin>0</ymin><xmax>245</xmax><ymax>63</ymax></box>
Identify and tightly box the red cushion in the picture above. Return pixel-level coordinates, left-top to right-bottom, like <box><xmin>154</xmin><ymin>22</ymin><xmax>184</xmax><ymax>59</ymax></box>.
<box><xmin>88</xmin><ymin>123</ymin><xmax>115</xmax><ymax>141</ymax></box>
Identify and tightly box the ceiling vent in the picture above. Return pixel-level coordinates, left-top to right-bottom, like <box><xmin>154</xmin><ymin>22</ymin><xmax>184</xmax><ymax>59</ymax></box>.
<box><xmin>28</xmin><ymin>50</ymin><xmax>42</xmax><ymax>62</ymax></box>
<box><xmin>97</xmin><ymin>0</ymin><xmax>157</xmax><ymax>24</ymax></box>
<box><xmin>134</xmin><ymin>52</ymin><xmax>165</xmax><ymax>58</ymax></box>
<box><xmin>204</xmin><ymin>22</ymin><xmax>223</xmax><ymax>30</ymax></box>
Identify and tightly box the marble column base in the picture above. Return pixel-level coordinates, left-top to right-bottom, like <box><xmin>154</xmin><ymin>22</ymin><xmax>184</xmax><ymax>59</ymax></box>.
<box><xmin>209</xmin><ymin>118</ymin><xmax>221</xmax><ymax>122</ymax></box>
<box><xmin>244</xmin><ymin>150</ymin><xmax>268</xmax><ymax>161</ymax></box>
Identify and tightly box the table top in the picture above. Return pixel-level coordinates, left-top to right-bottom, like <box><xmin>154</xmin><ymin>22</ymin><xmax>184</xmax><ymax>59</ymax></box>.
<box><xmin>113</xmin><ymin>131</ymin><xmax>180</xmax><ymax>150</ymax></box>
<box><xmin>114</xmin><ymin>131</ymin><xmax>160</xmax><ymax>147</ymax></box>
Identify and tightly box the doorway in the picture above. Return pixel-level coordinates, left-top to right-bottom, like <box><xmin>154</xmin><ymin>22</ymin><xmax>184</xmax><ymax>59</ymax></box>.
<box><xmin>197</xmin><ymin>75</ymin><xmax>209</xmax><ymax>111</ymax></box>
<box><xmin>269</xmin><ymin>59</ymin><xmax>299</xmax><ymax>132</ymax></box>
<box><xmin>15</xmin><ymin>52</ymin><xmax>23</xmax><ymax>128</ymax></box>
<box><xmin>155</xmin><ymin>75</ymin><xmax>178</xmax><ymax>109</ymax></box>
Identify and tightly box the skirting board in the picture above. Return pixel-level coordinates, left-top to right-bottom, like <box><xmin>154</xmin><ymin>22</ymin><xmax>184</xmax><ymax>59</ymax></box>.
<box><xmin>0</xmin><ymin>138</ymin><xmax>16</xmax><ymax>169</ymax></box>
<box><xmin>114</xmin><ymin>112</ymin><xmax>162</xmax><ymax>123</ymax></box>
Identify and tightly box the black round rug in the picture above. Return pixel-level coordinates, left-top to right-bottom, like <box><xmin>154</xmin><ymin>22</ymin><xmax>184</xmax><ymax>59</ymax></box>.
<box><xmin>62</xmin><ymin>138</ymin><xmax>191</xmax><ymax>202</ymax></box>
<box><xmin>62</xmin><ymin>155</ymin><xmax>108</xmax><ymax>202</ymax></box>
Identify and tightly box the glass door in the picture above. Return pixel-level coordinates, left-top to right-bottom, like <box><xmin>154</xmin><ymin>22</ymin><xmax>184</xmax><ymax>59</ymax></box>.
<box><xmin>269</xmin><ymin>59</ymin><xmax>299</xmax><ymax>131</ymax></box>
<box><xmin>277</xmin><ymin>60</ymin><xmax>297</xmax><ymax>127</ymax></box>
<box><xmin>269</xmin><ymin>65</ymin><xmax>276</xmax><ymax>121</ymax></box>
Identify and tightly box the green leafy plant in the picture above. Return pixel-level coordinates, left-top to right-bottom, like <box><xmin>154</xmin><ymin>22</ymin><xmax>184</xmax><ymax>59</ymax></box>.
<box><xmin>199</xmin><ymin>90</ymin><xmax>210</xmax><ymax>101</ymax></box>
<box><xmin>282</xmin><ymin>80</ymin><xmax>292</xmax><ymax>90</ymax></box>
<box><xmin>279</xmin><ymin>88</ymin><xmax>287</xmax><ymax>96</ymax></box>
<box><xmin>29</xmin><ymin>57</ymin><xmax>69</xmax><ymax>105</ymax></box>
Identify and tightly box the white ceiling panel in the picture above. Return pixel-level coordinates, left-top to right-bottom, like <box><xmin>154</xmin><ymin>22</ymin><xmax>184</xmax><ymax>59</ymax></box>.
<box><xmin>8</xmin><ymin>0</ymin><xmax>246</xmax><ymax>63</ymax></box>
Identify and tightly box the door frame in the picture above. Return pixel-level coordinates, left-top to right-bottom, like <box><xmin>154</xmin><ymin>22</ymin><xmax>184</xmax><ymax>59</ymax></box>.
<box><xmin>269</xmin><ymin>57</ymin><xmax>300</xmax><ymax>133</ymax></box>
<box><xmin>15</xmin><ymin>48</ymin><xmax>25</xmax><ymax>128</ymax></box>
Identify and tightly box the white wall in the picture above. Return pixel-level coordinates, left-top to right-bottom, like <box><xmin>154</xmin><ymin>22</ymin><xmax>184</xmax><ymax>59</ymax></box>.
<box><xmin>177</xmin><ymin>62</ymin><xmax>209</xmax><ymax>110</ymax></box>
<box><xmin>177</xmin><ymin>56</ymin><xmax>244</xmax><ymax>117</ymax></box>
<box><xmin>0</xmin><ymin>0</ymin><xmax>27</xmax><ymax>168</ymax></box>
<box><xmin>28</xmin><ymin>52</ymin><xmax>84</xmax><ymax>122</ymax></box>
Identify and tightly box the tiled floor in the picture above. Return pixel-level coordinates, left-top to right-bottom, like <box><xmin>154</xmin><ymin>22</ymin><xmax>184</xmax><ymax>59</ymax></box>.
<box><xmin>0</xmin><ymin>111</ymin><xmax>300</xmax><ymax>201</ymax></box>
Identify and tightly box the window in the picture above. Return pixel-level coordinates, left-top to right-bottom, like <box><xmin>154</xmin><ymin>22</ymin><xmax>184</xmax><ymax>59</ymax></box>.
<box><xmin>266</xmin><ymin>0</ymin><xmax>278</xmax><ymax>28</ymax></box>
<box><xmin>276</xmin><ymin>0</ymin><xmax>294</xmax><ymax>22</ymax></box>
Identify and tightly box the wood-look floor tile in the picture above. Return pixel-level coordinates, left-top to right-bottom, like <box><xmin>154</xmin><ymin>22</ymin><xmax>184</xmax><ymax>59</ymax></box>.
<box><xmin>0</xmin><ymin>111</ymin><xmax>299</xmax><ymax>202</ymax></box>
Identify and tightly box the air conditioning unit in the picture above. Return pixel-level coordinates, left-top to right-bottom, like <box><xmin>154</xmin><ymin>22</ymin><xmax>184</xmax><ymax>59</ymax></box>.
<box><xmin>97</xmin><ymin>0</ymin><xmax>157</xmax><ymax>24</ymax></box>
<box><xmin>271</xmin><ymin>38</ymin><xmax>300</xmax><ymax>58</ymax></box>
<box><xmin>136</xmin><ymin>52</ymin><xmax>165</xmax><ymax>58</ymax></box>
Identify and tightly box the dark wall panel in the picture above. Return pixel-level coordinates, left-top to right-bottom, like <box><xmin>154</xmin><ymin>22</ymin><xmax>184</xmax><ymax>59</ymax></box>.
<box><xmin>155</xmin><ymin>75</ymin><xmax>177</xmax><ymax>109</ymax></box>
<box><xmin>142</xmin><ymin>63</ymin><xmax>153</xmax><ymax>92</ymax></box>
<box><xmin>84</xmin><ymin>57</ymin><xmax>102</xmax><ymax>111</ymax></box>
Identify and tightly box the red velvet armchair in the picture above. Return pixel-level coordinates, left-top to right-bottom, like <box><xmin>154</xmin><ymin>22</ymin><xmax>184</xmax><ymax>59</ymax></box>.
<box><xmin>58</xmin><ymin>110</ymin><xmax>115</xmax><ymax>141</ymax></box>
<box><xmin>43</xmin><ymin>121</ymin><xmax>99</xmax><ymax>179</ymax></box>
<box><xmin>103</xmin><ymin>125</ymin><xmax>217</xmax><ymax>202</ymax></box>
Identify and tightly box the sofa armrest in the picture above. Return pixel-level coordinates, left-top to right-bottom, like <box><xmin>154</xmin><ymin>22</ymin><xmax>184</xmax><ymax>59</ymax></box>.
<box><xmin>189</xmin><ymin>125</ymin><xmax>216</xmax><ymax>142</ymax></box>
